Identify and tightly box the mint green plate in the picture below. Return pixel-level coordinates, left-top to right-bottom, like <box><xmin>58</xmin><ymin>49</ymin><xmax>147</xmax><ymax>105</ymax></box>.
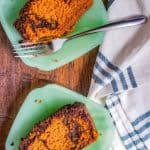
<box><xmin>6</xmin><ymin>84</ymin><xmax>114</xmax><ymax>150</ymax></box>
<box><xmin>0</xmin><ymin>0</ymin><xmax>107</xmax><ymax>71</ymax></box>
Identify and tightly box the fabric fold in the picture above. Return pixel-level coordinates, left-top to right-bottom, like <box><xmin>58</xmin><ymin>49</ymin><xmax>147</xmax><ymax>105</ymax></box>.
<box><xmin>88</xmin><ymin>0</ymin><xmax>150</xmax><ymax>149</ymax></box>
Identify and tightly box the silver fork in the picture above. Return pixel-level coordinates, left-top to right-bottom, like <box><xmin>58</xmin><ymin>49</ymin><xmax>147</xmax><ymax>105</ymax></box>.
<box><xmin>13</xmin><ymin>15</ymin><xmax>147</xmax><ymax>58</ymax></box>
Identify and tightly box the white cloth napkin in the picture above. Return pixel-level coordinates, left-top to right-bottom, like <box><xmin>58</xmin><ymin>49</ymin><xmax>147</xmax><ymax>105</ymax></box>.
<box><xmin>88</xmin><ymin>0</ymin><xmax>150</xmax><ymax>149</ymax></box>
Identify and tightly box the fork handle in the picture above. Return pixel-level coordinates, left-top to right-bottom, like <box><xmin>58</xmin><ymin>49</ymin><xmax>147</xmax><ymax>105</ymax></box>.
<box><xmin>68</xmin><ymin>15</ymin><xmax>147</xmax><ymax>40</ymax></box>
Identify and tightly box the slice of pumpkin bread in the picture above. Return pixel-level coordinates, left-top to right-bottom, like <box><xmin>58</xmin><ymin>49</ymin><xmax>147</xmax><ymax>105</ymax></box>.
<box><xmin>19</xmin><ymin>102</ymin><xmax>98</xmax><ymax>150</ymax></box>
<box><xmin>14</xmin><ymin>0</ymin><xmax>93</xmax><ymax>42</ymax></box>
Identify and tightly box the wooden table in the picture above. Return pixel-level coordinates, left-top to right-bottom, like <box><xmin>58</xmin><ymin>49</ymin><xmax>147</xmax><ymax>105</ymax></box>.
<box><xmin>0</xmin><ymin>25</ymin><xmax>98</xmax><ymax>149</ymax></box>
<box><xmin>0</xmin><ymin>1</ymin><xmax>107</xmax><ymax>148</ymax></box>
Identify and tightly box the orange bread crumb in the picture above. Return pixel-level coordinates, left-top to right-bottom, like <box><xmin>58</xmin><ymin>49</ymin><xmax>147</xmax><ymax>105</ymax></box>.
<box><xmin>15</xmin><ymin>0</ymin><xmax>93</xmax><ymax>42</ymax></box>
<box><xmin>19</xmin><ymin>102</ymin><xmax>99</xmax><ymax>150</ymax></box>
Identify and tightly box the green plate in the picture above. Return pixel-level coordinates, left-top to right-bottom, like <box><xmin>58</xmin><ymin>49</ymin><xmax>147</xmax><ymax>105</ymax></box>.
<box><xmin>6</xmin><ymin>84</ymin><xmax>114</xmax><ymax>150</ymax></box>
<box><xmin>0</xmin><ymin>0</ymin><xmax>108</xmax><ymax>71</ymax></box>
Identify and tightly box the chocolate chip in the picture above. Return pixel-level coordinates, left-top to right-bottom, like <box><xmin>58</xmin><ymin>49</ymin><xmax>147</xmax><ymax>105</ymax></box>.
<box><xmin>10</xmin><ymin>142</ymin><xmax>14</xmax><ymax>146</ymax></box>
<box><xmin>18</xmin><ymin>40</ymin><xmax>23</xmax><ymax>43</ymax></box>
<box><xmin>64</xmin><ymin>0</ymin><xmax>72</xmax><ymax>4</ymax></box>
<box><xmin>34</xmin><ymin>99</ymin><xmax>43</xmax><ymax>104</ymax></box>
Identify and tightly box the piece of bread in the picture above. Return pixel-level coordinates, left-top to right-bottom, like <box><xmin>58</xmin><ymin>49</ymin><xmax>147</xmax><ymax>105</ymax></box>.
<box><xmin>19</xmin><ymin>102</ymin><xmax>99</xmax><ymax>150</ymax></box>
<box><xmin>14</xmin><ymin>0</ymin><xmax>93</xmax><ymax>42</ymax></box>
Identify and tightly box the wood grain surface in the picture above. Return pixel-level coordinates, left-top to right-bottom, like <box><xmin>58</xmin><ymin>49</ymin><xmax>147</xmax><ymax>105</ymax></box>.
<box><xmin>0</xmin><ymin>24</ymin><xmax>98</xmax><ymax>149</ymax></box>
<box><xmin>0</xmin><ymin>1</ymin><xmax>107</xmax><ymax>148</ymax></box>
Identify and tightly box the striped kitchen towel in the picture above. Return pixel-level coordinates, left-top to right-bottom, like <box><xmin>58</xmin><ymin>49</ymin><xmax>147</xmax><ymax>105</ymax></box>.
<box><xmin>88</xmin><ymin>0</ymin><xmax>150</xmax><ymax>150</ymax></box>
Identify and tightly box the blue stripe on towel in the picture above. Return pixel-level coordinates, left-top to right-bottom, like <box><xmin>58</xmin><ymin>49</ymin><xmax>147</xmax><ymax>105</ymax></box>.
<box><xmin>122</xmin><ymin>120</ymin><xmax>150</xmax><ymax>149</ymax></box>
<box><xmin>127</xmin><ymin>67</ymin><xmax>138</xmax><ymax>88</ymax></box>
<box><xmin>132</xmin><ymin>111</ymin><xmax>150</xmax><ymax>126</ymax></box>
<box><xmin>95</xmin><ymin>61</ymin><xmax>119</xmax><ymax>92</ymax></box>
<box><xmin>98</xmin><ymin>52</ymin><xmax>120</xmax><ymax>73</ymax></box>
<box><xmin>111</xmin><ymin>80</ymin><xmax>119</xmax><ymax>92</ymax></box>
<box><xmin>108</xmin><ymin>0</ymin><xmax>115</xmax><ymax>8</ymax></box>
<box><xmin>142</xmin><ymin>133</ymin><xmax>150</xmax><ymax>142</ymax></box>
<box><xmin>106</xmin><ymin>96</ymin><xmax>149</xmax><ymax>149</ymax></box>
<box><xmin>137</xmin><ymin>122</ymin><xmax>150</xmax><ymax>134</ymax></box>
<box><xmin>123</xmin><ymin>133</ymin><xmax>150</xmax><ymax>150</ymax></box>
<box><xmin>98</xmin><ymin>52</ymin><xmax>128</xmax><ymax>90</ymax></box>
<box><xmin>122</xmin><ymin>132</ymin><xmax>136</xmax><ymax>141</ymax></box>
<box><xmin>95</xmin><ymin>61</ymin><xmax>113</xmax><ymax>80</ymax></box>
<box><xmin>106</xmin><ymin>94</ymin><xmax>120</xmax><ymax>109</ymax></box>
<box><xmin>124</xmin><ymin>142</ymin><xmax>146</xmax><ymax>150</ymax></box>
<box><xmin>119</xmin><ymin>72</ymin><xmax>128</xmax><ymax>90</ymax></box>
<box><xmin>123</xmin><ymin>136</ymin><xmax>148</xmax><ymax>150</ymax></box>
<box><xmin>92</xmin><ymin>74</ymin><xmax>105</xmax><ymax>86</ymax></box>
<box><xmin>121</xmin><ymin>122</ymin><xmax>150</xmax><ymax>141</ymax></box>
<box><xmin>124</xmin><ymin>142</ymin><xmax>134</xmax><ymax>149</ymax></box>
<box><xmin>106</xmin><ymin>100</ymin><xmax>119</xmax><ymax>109</ymax></box>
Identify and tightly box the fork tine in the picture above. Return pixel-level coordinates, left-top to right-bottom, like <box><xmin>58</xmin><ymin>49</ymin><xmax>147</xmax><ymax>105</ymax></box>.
<box><xmin>13</xmin><ymin>42</ymin><xmax>33</xmax><ymax>46</ymax></box>
<box><xmin>13</xmin><ymin>40</ymin><xmax>51</xmax><ymax>47</ymax></box>
<box><xmin>13</xmin><ymin>42</ymin><xmax>54</xmax><ymax>58</ymax></box>
<box><xmin>14</xmin><ymin>54</ymin><xmax>35</xmax><ymax>58</ymax></box>
<box><xmin>13</xmin><ymin>45</ymin><xmax>44</xmax><ymax>51</ymax></box>
<box><xmin>14</xmin><ymin>48</ymin><xmax>53</xmax><ymax>58</ymax></box>
<box><xmin>13</xmin><ymin>41</ymin><xmax>43</xmax><ymax>47</ymax></box>
<box><xmin>13</xmin><ymin>49</ymin><xmax>43</xmax><ymax>54</ymax></box>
